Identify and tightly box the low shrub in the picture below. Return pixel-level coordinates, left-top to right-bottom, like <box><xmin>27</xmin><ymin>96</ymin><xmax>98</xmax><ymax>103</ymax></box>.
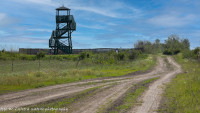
<box><xmin>128</xmin><ymin>50</ymin><xmax>141</xmax><ymax>60</ymax></box>
<box><xmin>36</xmin><ymin>51</ymin><xmax>46</xmax><ymax>59</ymax></box>
<box><xmin>79</xmin><ymin>52</ymin><xmax>86</xmax><ymax>60</ymax></box>
<box><xmin>163</xmin><ymin>49</ymin><xmax>173</xmax><ymax>55</ymax></box>
<box><xmin>115</xmin><ymin>52</ymin><xmax>125</xmax><ymax>60</ymax></box>
<box><xmin>174</xmin><ymin>49</ymin><xmax>181</xmax><ymax>55</ymax></box>
<box><xmin>182</xmin><ymin>50</ymin><xmax>195</xmax><ymax>59</ymax></box>
<box><xmin>182</xmin><ymin>47</ymin><xmax>200</xmax><ymax>59</ymax></box>
<box><xmin>78</xmin><ymin>51</ymin><xmax>92</xmax><ymax>60</ymax></box>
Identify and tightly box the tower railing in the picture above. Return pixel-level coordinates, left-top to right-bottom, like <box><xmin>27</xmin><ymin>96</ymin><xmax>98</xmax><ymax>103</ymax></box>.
<box><xmin>49</xmin><ymin>6</ymin><xmax>76</xmax><ymax>54</ymax></box>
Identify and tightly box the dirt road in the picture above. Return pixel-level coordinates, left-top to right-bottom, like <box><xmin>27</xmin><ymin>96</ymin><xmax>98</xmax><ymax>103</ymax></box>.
<box><xmin>129</xmin><ymin>57</ymin><xmax>182</xmax><ymax>113</ymax></box>
<box><xmin>0</xmin><ymin>56</ymin><xmax>182</xmax><ymax>113</ymax></box>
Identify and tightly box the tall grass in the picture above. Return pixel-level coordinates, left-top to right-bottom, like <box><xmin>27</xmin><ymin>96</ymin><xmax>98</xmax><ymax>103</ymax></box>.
<box><xmin>0</xmin><ymin>52</ymin><xmax>156</xmax><ymax>94</ymax></box>
<box><xmin>159</xmin><ymin>53</ymin><xmax>200</xmax><ymax>113</ymax></box>
<box><xmin>0</xmin><ymin>51</ymin><xmax>79</xmax><ymax>60</ymax></box>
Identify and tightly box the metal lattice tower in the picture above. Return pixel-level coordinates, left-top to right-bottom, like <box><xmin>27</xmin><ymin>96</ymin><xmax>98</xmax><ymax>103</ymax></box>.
<box><xmin>49</xmin><ymin>6</ymin><xmax>76</xmax><ymax>54</ymax></box>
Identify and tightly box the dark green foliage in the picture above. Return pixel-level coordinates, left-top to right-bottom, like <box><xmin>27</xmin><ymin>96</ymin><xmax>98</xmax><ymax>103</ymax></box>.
<box><xmin>87</xmin><ymin>53</ymin><xmax>90</xmax><ymax>58</ymax></box>
<box><xmin>138</xmin><ymin>53</ymin><xmax>148</xmax><ymax>59</ymax></box>
<box><xmin>1</xmin><ymin>49</ymin><xmax>5</xmax><ymax>53</ymax></box>
<box><xmin>183</xmin><ymin>47</ymin><xmax>200</xmax><ymax>59</ymax></box>
<box><xmin>134</xmin><ymin>40</ymin><xmax>152</xmax><ymax>53</ymax></box>
<box><xmin>0</xmin><ymin>52</ymin><xmax>79</xmax><ymax>61</ymax></box>
<box><xmin>128</xmin><ymin>50</ymin><xmax>141</xmax><ymax>60</ymax></box>
<box><xmin>163</xmin><ymin>48</ymin><xmax>180</xmax><ymax>55</ymax></box>
<box><xmin>128</xmin><ymin>52</ymin><xmax>137</xmax><ymax>60</ymax></box>
<box><xmin>164</xmin><ymin>35</ymin><xmax>181</xmax><ymax>50</ymax></box>
<box><xmin>45</xmin><ymin>55</ymin><xmax>79</xmax><ymax>61</ymax></box>
<box><xmin>193</xmin><ymin>47</ymin><xmax>200</xmax><ymax>55</ymax></box>
<box><xmin>36</xmin><ymin>51</ymin><xmax>46</xmax><ymax>59</ymax></box>
<box><xmin>78</xmin><ymin>52</ymin><xmax>86</xmax><ymax>60</ymax></box>
<box><xmin>182</xmin><ymin>50</ymin><xmax>195</xmax><ymax>59</ymax></box>
<box><xmin>115</xmin><ymin>52</ymin><xmax>125</xmax><ymax>60</ymax></box>
<box><xmin>92</xmin><ymin>53</ymin><xmax>116</xmax><ymax>64</ymax></box>
<box><xmin>163</xmin><ymin>49</ymin><xmax>173</xmax><ymax>55</ymax></box>
<box><xmin>174</xmin><ymin>49</ymin><xmax>181</xmax><ymax>55</ymax></box>
<box><xmin>163</xmin><ymin>34</ymin><xmax>199</xmax><ymax>59</ymax></box>
<box><xmin>76</xmin><ymin>50</ymin><xmax>148</xmax><ymax>65</ymax></box>
<box><xmin>0</xmin><ymin>52</ymin><xmax>31</xmax><ymax>60</ymax></box>
<box><xmin>181</xmin><ymin>38</ymin><xmax>190</xmax><ymax>50</ymax></box>
<box><xmin>0</xmin><ymin>48</ymin><xmax>148</xmax><ymax>66</ymax></box>
<box><xmin>134</xmin><ymin>39</ymin><xmax>162</xmax><ymax>54</ymax></box>
<box><xmin>78</xmin><ymin>51</ymin><xmax>92</xmax><ymax>60</ymax></box>
<box><xmin>134</xmin><ymin>34</ymin><xmax>191</xmax><ymax>56</ymax></box>
<box><xmin>163</xmin><ymin>34</ymin><xmax>190</xmax><ymax>55</ymax></box>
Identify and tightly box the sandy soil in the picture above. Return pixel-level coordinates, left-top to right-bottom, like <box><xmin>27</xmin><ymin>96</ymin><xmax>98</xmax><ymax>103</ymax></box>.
<box><xmin>129</xmin><ymin>57</ymin><xmax>182</xmax><ymax>113</ymax></box>
<box><xmin>0</xmin><ymin>56</ymin><xmax>180</xmax><ymax>113</ymax></box>
<box><xmin>69</xmin><ymin>57</ymin><xmax>168</xmax><ymax>113</ymax></box>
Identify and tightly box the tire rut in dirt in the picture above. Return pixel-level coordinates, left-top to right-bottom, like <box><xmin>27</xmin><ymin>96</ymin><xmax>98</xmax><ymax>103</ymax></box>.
<box><xmin>129</xmin><ymin>57</ymin><xmax>182</xmax><ymax>113</ymax></box>
<box><xmin>0</xmin><ymin>57</ymin><xmax>169</xmax><ymax>112</ymax></box>
<box><xmin>97</xmin><ymin>78</ymin><xmax>158</xmax><ymax>113</ymax></box>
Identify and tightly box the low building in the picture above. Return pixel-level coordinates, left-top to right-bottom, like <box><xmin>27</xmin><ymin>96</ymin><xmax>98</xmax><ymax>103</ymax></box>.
<box><xmin>19</xmin><ymin>48</ymin><xmax>132</xmax><ymax>55</ymax></box>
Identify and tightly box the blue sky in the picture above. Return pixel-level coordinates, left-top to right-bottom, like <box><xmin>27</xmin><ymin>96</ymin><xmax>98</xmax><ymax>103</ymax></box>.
<box><xmin>0</xmin><ymin>0</ymin><xmax>200</xmax><ymax>50</ymax></box>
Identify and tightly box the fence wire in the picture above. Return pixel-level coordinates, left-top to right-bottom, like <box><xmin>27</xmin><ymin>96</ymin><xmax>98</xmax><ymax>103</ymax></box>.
<box><xmin>0</xmin><ymin>60</ymin><xmax>80</xmax><ymax>75</ymax></box>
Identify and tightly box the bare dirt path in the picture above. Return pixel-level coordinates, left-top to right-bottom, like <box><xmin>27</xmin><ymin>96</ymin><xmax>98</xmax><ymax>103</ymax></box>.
<box><xmin>129</xmin><ymin>57</ymin><xmax>182</xmax><ymax>113</ymax></box>
<box><xmin>68</xmin><ymin>57</ymin><xmax>168</xmax><ymax>113</ymax></box>
<box><xmin>0</xmin><ymin>56</ymin><xmax>173</xmax><ymax>113</ymax></box>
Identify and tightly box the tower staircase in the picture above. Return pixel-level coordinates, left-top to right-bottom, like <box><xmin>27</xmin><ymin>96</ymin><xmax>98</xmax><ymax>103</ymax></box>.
<box><xmin>49</xmin><ymin>6</ymin><xmax>76</xmax><ymax>54</ymax></box>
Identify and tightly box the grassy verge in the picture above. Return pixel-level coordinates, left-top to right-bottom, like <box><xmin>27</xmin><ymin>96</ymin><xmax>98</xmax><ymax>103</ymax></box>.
<box><xmin>159</xmin><ymin>53</ymin><xmax>200</xmax><ymax>113</ymax></box>
<box><xmin>0</xmin><ymin>55</ymin><xmax>156</xmax><ymax>94</ymax></box>
<box><xmin>97</xmin><ymin>77</ymin><xmax>159</xmax><ymax>113</ymax></box>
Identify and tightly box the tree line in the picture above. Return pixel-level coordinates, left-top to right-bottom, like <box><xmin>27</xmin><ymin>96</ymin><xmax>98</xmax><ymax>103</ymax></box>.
<box><xmin>134</xmin><ymin>34</ymin><xmax>199</xmax><ymax>60</ymax></box>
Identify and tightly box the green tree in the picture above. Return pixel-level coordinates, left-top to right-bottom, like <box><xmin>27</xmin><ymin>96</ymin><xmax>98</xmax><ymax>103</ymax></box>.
<box><xmin>134</xmin><ymin>40</ymin><xmax>155</xmax><ymax>54</ymax></box>
<box><xmin>154</xmin><ymin>39</ymin><xmax>162</xmax><ymax>53</ymax></box>
<box><xmin>181</xmin><ymin>39</ymin><xmax>190</xmax><ymax>50</ymax></box>
<box><xmin>163</xmin><ymin>34</ymin><xmax>190</xmax><ymax>55</ymax></box>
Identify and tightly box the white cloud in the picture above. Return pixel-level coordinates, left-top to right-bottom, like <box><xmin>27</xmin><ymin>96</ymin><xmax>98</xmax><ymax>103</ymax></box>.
<box><xmin>72</xmin><ymin>6</ymin><xmax>121</xmax><ymax>18</ymax></box>
<box><xmin>13</xmin><ymin>0</ymin><xmax>141</xmax><ymax>19</ymax></box>
<box><xmin>1</xmin><ymin>36</ymin><xmax>47</xmax><ymax>44</ymax></box>
<box><xmin>17</xmin><ymin>0</ymin><xmax>56</xmax><ymax>6</ymax></box>
<box><xmin>79</xmin><ymin>24</ymin><xmax>105</xmax><ymax>29</ymax></box>
<box><xmin>27</xmin><ymin>28</ymin><xmax>52</xmax><ymax>32</ymax></box>
<box><xmin>0</xmin><ymin>13</ymin><xmax>18</xmax><ymax>27</ymax></box>
<box><xmin>70</xmin><ymin>1</ymin><xmax>142</xmax><ymax>19</ymax></box>
<box><xmin>0</xmin><ymin>13</ymin><xmax>6</xmax><ymax>21</ymax></box>
<box><xmin>148</xmin><ymin>14</ymin><xmax>196</xmax><ymax>27</ymax></box>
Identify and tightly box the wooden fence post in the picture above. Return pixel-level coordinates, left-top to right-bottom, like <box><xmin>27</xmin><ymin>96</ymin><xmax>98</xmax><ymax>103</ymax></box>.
<box><xmin>39</xmin><ymin>58</ymin><xmax>40</xmax><ymax>71</ymax></box>
<box><xmin>11</xmin><ymin>60</ymin><xmax>14</xmax><ymax>72</ymax></box>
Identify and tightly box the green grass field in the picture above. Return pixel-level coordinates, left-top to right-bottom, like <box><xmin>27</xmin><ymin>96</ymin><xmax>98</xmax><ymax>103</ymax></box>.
<box><xmin>159</xmin><ymin>53</ymin><xmax>200</xmax><ymax>113</ymax></box>
<box><xmin>0</xmin><ymin>54</ymin><xmax>156</xmax><ymax>94</ymax></box>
